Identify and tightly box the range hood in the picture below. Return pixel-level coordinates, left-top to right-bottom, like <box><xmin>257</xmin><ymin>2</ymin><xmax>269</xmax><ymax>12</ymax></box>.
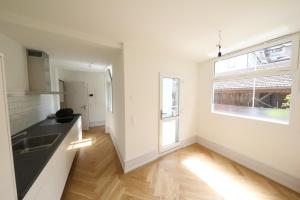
<box><xmin>26</xmin><ymin>49</ymin><xmax>59</xmax><ymax>94</ymax></box>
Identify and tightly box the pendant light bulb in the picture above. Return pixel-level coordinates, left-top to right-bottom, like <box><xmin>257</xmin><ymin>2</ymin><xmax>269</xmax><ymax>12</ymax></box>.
<box><xmin>217</xmin><ymin>44</ymin><xmax>222</xmax><ymax>57</ymax></box>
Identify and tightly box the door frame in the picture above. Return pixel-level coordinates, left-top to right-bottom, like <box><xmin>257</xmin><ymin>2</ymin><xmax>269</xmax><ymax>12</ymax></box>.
<box><xmin>0</xmin><ymin>53</ymin><xmax>18</xmax><ymax>199</ymax></box>
<box><xmin>159</xmin><ymin>73</ymin><xmax>181</xmax><ymax>153</ymax></box>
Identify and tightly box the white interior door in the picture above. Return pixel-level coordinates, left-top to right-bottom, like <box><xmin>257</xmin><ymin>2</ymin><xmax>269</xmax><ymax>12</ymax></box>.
<box><xmin>64</xmin><ymin>81</ymin><xmax>89</xmax><ymax>130</ymax></box>
<box><xmin>159</xmin><ymin>75</ymin><xmax>180</xmax><ymax>153</ymax></box>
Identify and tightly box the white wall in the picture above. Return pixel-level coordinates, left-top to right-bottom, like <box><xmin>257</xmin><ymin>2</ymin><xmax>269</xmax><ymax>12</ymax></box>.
<box><xmin>50</xmin><ymin>61</ymin><xmax>60</xmax><ymax>112</ymax></box>
<box><xmin>197</xmin><ymin>53</ymin><xmax>300</xmax><ymax>180</ymax></box>
<box><xmin>123</xmin><ymin>46</ymin><xmax>199</xmax><ymax>161</ymax></box>
<box><xmin>0</xmin><ymin>33</ymin><xmax>28</xmax><ymax>92</ymax></box>
<box><xmin>105</xmin><ymin>50</ymin><xmax>126</xmax><ymax>161</ymax></box>
<box><xmin>58</xmin><ymin>69</ymin><xmax>106</xmax><ymax>125</ymax></box>
<box><xmin>0</xmin><ymin>33</ymin><xmax>55</xmax><ymax>135</ymax></box>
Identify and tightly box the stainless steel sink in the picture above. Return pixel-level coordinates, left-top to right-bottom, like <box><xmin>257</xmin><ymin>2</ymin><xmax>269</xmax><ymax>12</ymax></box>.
<box><xmin>13</xmin><ymin>134</ymin><xmax>60</xmax><ymax>154</ymax></box>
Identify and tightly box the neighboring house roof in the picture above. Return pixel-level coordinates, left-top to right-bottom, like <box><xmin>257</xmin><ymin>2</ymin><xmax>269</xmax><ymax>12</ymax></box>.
<box><xmin>214</xmin><ymin>74</ymin><xmax>292</xmax><ymax>91</ymax></box>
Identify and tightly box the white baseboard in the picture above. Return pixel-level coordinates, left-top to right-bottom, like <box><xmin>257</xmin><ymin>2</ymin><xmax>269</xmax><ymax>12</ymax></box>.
<box><xmin>123</xmin><ymin>136</ymin><xmax>198</xmax><ymax>173</ymax></box>
<box><xmin>124</xmin><ymin>151</ymin><xmax>158</xmax><ymax>173</ymax></box>
<box><xmin>197</xmin><ymin>136</ymin><xmax>300</xmax><ymax>193</ymax></box>
<box><xmin>181</xmin><ymin>136</ymin><xmax>198</xmax><ymax>148</ymax></box>
<box><xmin>89</xmin><ymin>120</ymin><xmax>105</xmax><ymax>127</ymax></box>
<box><xmin>109</xmin><ymin>133</ymin><xmax>125</xmax><ymax>170</ymax></box>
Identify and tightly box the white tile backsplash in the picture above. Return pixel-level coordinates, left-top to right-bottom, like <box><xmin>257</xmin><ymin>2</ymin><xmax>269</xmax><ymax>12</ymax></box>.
<box><xmin>7</xmin><ymin>95</ymin><xmax>54</xmax><ymax>135</ymax></box>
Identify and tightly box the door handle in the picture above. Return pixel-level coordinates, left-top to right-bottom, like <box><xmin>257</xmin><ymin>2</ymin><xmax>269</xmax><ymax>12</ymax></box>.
<box><xmin>161</xmin><ymin>110</ymin><xmax>167</xmax><ymax>115</ymax></box>
<box><xmin>161</xmin><ymin>110</ymin><xmax>167</xmax><ymax>119</ymax></box>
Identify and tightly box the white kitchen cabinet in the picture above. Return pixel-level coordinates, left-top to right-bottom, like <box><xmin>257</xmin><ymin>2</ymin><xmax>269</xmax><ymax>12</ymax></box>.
<box><xmin>24</xmin><ymin>117</ymin><xmax>82</xmax><ymax>200</ymax></box>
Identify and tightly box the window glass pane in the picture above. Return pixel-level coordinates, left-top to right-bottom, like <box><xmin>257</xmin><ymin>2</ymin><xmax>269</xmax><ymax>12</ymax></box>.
<box><xmin>215</xmin><ymin>42</ymin><xmax>292</xmax><ymax>77</ymax></box>
<box><xmin>214</xmin><ymin>78</ymin><xmax>254</xmax><ymax>107</ymax></box>
<box><xmin>215</xmin><ymin>54</ymin><xmax>250</xmax><ymax>76</ymax></box>
<box><xmin>162</xmin><ymin>119</ymin><xmax>178</xmax><ymax>147</ymax></box>
<box><xmin>253</xmin><ymin>75</ymin><xmax>291</xmax><ymax>123</ymax></box>
<box><xmin>248</xmin><ymin>42</ymin><xmax>292</xmax><ymax>70</ymax></box>
<box><xmin>162</xmin><ymin>78</ymin><xmax>179</xmax><ymax>118</ymax></box>
<box><xmin>106</xmin><ymin>68</ymin><xmax>113</xmax><ymax>112</ymax></box>
<box><xmin>213</xmin><ymin>74</ymin><xmax>292</xmax><ymax>123</ymax></box>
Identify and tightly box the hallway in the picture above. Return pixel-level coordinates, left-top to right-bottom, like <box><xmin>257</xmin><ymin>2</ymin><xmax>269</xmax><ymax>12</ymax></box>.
<box><xmin>62</xmin><ymin>127</ymin><xmax>300</xmax><ymax>200</ymax></box>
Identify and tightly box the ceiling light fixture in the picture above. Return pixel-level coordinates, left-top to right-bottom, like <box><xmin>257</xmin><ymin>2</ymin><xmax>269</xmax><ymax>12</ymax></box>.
<box><xmin>217</xmin><ymin>30</ymin><xmax>222</xmax><ymax>57</ymax></box>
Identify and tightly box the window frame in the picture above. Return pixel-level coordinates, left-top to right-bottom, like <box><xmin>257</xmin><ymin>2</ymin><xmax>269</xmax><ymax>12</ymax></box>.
<box><xmin>105</xmin><ymin>66</ymin><xmax>113</xmax><ymax>113</ymax></box>
<box><xmin>211</xmin><ymin>34</ymin><xmax>300</xmax><ymax>124</ymax></box>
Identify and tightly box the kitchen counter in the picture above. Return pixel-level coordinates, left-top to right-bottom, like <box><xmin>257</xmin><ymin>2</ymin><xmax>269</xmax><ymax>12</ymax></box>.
<box><xmin>12</xmin><ymin>114</ymin><xmax>80</xmax><ymax>200</ymax></box>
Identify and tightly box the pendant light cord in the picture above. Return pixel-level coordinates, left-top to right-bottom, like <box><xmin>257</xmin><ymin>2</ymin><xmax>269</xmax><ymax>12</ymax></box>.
<box><xmin>217</xmin><ymin>30</ymin><xmax>222</xmax><ymax>57</ymax></box>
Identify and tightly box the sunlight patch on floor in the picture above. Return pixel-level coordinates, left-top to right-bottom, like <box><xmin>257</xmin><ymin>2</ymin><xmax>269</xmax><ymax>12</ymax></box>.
<box><xmin>182</xmin><ymin>158</ymin><xmax>259</xmax><ymax>200</ymax></box>
<box><xmin>67</xmin><ymin>138</ymin><xmax>93</xmax><ymax>150</ymax></box>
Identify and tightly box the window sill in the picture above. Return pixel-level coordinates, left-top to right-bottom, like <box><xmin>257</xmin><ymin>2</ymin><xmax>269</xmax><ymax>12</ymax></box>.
<box><xmin>211</xmin><ymin>110</ymin><xmax>289</xmax><ymax>125</ymax></box>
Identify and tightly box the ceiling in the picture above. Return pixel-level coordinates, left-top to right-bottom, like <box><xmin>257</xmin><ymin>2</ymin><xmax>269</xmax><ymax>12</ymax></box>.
<box><xmin>0</xmin><ymin>0</ymin><xmax>300</xmax><ymax>63</ymax></box>
<box><xmin>0</xmin><ymin>19</ymin><xmax>120</xmax><ymax>72</ymax></box>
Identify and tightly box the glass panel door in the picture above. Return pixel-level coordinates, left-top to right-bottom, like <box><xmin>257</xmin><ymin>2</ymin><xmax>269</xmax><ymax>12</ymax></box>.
<box><xmin>160</xmin><ymin>76</ymin><xmax>180</xmax><ymax>152</ymax></box>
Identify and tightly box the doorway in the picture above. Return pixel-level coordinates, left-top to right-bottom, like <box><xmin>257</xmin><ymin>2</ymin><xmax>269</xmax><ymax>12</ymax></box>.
<box><xmin>64</xmin><ymin>81</ymin><xmax>89</xmax><ymax>130</ymax></box>
<box><xmin>159</xmin><ymin>75</ymin><xmax>180</xmax><ymax>153</ymax></box>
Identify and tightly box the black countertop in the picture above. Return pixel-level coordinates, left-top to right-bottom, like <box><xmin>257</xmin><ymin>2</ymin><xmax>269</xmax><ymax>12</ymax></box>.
<box><xmin>12</xmin><ymin>114</ymin><xmax>80</xmax><ymax>200</ymax></box>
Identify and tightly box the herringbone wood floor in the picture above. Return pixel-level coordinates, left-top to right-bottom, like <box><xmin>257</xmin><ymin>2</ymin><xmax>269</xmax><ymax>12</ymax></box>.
<box><xmin>62</xmin><ymin>126</ymin><xmax>300</xmax><ymax>200</ymax></box>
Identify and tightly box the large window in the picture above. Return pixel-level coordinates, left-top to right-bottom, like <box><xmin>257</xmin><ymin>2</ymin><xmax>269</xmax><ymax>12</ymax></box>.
<box><xmin>212</xmin><ymin>36</ymin><xmax>298</xmax><ymax>124</ymax></box>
